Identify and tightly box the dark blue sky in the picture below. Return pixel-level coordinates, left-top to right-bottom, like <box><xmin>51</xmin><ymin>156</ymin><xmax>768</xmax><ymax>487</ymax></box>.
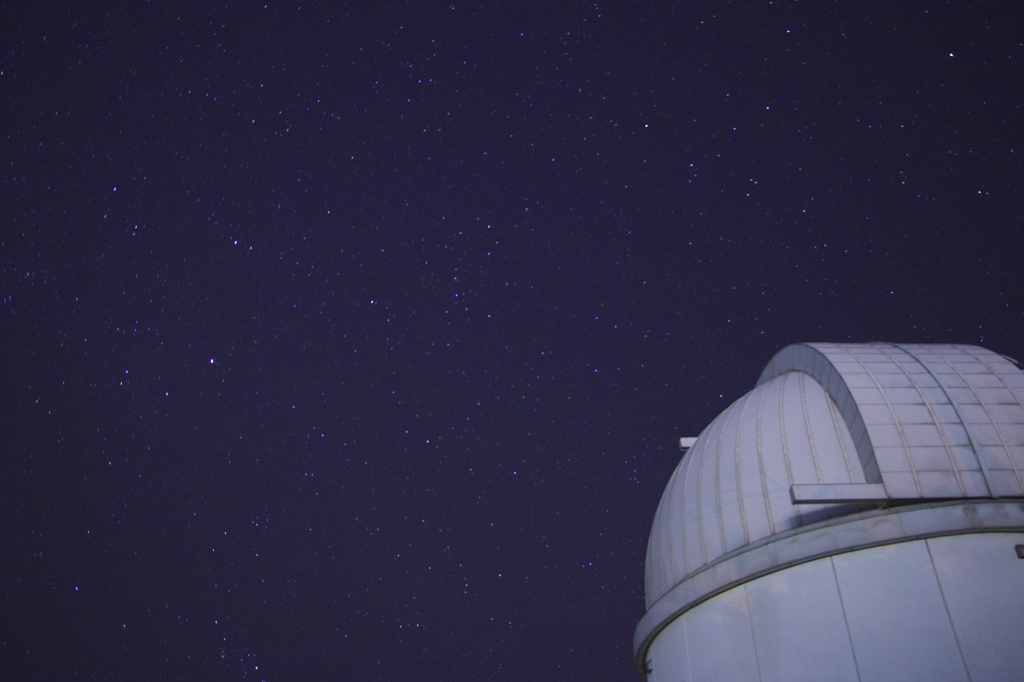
<box><xmin>3</xmin><ymin>1</ymin><xmax>1022</xmax><ymax>680</ymax></box>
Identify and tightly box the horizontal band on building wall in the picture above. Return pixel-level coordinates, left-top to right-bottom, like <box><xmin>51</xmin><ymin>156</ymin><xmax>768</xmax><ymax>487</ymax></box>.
<box><xmin>633</xmin><ymin>499</ymin><xmax>1024</xmax><ymax>676</ymax></box>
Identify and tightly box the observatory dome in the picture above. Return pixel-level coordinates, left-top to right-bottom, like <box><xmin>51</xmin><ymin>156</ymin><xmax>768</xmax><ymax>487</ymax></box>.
<box><xmin>635</xmin><ymin>343</ymin><xmax>1024</xmax><ymax>681</ymax></box>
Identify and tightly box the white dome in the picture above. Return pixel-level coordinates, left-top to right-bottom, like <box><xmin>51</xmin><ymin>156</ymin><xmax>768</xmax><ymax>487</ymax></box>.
<box><xmin>643</xmin><ymin>342</ymin><xmax>1024</xmax><ymax>605</ymax></box>
<box><xmin>635</xmin><ymin>343</ymin><xmax>1024</xmax><ymax>680</ymax></box>
<box><xmin>645</xmin><ymin>369</ymin><xmax>865</xmax><ymax>606</ymax></box>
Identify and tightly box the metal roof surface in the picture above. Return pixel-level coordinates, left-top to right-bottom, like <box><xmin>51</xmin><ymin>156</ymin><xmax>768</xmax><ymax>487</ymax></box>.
<box><xmin>645</xmin><ymin>343</ymin><xmax>1024</xmax><ymax>608</ymax></box>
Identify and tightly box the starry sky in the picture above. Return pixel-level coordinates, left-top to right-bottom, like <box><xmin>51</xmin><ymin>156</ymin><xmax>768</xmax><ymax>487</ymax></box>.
<box><xmin>2</xmin><ymin>1</ymin><xmax>1022</xmax><ymax>680</ymax></box>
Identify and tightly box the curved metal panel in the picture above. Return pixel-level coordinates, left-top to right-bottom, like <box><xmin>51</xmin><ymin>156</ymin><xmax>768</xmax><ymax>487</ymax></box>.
<box><xmin>758</xmin><ymin>343</ymin><xmax>1024</xmax><ymax>500</ymax></box>
<box><xmin>643</xmin><ymin>372</ymin><xmax>861</xmax><ymax>606</ymax></box>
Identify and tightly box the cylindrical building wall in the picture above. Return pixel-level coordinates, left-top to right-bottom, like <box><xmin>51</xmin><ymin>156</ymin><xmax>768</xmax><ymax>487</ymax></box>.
<box><xmin>645</xmin><ymin>529</ymin><xmax>1024</xmax><ymax>681</ymax></box>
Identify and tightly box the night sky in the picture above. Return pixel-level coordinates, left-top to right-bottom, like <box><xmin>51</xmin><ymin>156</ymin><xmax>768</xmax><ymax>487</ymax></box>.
<box><xmin>3</xmin><ymin>1</ymin><xmax>1023</xmax><ymax>680</ymax></box>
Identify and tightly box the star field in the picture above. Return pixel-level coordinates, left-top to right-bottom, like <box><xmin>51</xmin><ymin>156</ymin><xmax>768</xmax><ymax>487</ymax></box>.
<box><xmin>2</xmin><ymin>1</ymin><xmax>1023</xmax><ymax>680</ymax></box>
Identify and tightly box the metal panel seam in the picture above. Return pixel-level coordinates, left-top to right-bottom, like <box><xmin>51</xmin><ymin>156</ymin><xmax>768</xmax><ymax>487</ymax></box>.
<box><xmin>889</xmin><ymin>345</ymin><xmax>971</xmax><ymax>496</ymax></box>
<box><xmin>911</xmin><ymin>345</ymin><xmax>1000</xmax><ymax>497</ymax></box>
<box><xmin>962</xmin><ymin>345</ymin><xmax>1024</xmax><ymax>491</ymax></box>
<box><xmin>924</xmin><ymin>538</ymin><xmax>973</xmax><ymax>681</ymax></box>
<box><xmin>848</xmin><ymin>344</ymin><xmax>923</xmax><ymax>496</ymax></box>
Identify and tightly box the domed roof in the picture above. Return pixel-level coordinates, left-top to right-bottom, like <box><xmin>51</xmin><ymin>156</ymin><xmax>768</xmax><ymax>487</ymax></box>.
<box><xmin>645</xmin><ymin>343</ymin><xmax>1024</xmax><ymax>608</ymax></box>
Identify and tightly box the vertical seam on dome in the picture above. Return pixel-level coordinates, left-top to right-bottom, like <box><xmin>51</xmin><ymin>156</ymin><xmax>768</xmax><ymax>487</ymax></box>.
<box><xmin>827</xmin><ymin>385</ymin><xmax>856</xmax><ymax>483</ymax></box>
<box><xmin>678</xmin><ymin>430</ymin><xmax>700</xmax><ymax>578</ymax></box>
<box><xmin>694</xmin><ymin>434</ymin><xmax>707</xmax><ymax>570</ymax></box>
<box><xmin>694</xmin><ymin>414</ymin><xmax>718</xmax><ymax>569</ymax></box>
<box><xmin>667</xmin><ymin>463</ymin><xmax>682</xmax><ymax>580</ymax></box>
<box><xmin>778</xmin><ymin>372</ymin><xmax>802</xmax><ymax>526</ymax></box>
<box><xmin>800</xmin><ymin>372</ymin><xmax>824</xmax><ymax>484</ymax></box>
<box><xmin>754</xmin><ymin>384</ymin><xmax>775</xmax><ymax>536</ymax></box>
<box><xmin>657</xmin><ymin>466</ymin><xmax>676</xmax><ymax>601</ymax></box>
<box><xmin>713</xmin><ymin>406</ymin><xmax>729</xmax><ymax>557</ymax></box>
<box><xmin>734</xmin><ymin>387</ymin><xmax>751</xmax><ymax>546</ymax></box>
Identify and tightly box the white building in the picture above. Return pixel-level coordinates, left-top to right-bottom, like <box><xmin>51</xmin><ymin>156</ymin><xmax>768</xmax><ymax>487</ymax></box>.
<box><xmin>635</xmin><ymin>343</ymin><xmax>1024</xmax><ymax>681</ymax></box>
